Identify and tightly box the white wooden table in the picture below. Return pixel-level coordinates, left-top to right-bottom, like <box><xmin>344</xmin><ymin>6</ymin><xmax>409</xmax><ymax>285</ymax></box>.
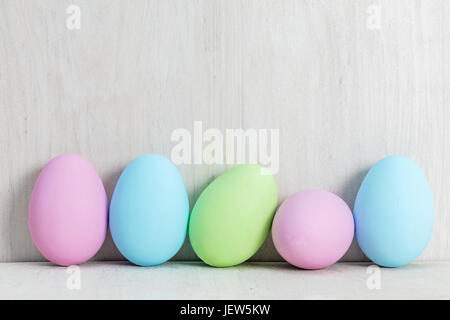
<box><xmin>0</xmin><ymin>261</ymin><xmax>448</xmax><ymax>299</ymax></box>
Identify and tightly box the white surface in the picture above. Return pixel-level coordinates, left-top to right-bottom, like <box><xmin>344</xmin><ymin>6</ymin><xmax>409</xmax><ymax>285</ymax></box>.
<box><xmin>0</xmin><ymin>0</ymin><xmax>449</xmax><ymax>263</ymax></box>
<box><xmin>0</xmin><ymin>261</ymin><xmax>449</xmax><ymax>300</ymax></box>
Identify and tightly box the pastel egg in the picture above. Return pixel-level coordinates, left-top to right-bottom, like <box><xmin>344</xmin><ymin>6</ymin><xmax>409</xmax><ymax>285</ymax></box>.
<box><xmin>110</xmin><ymin>154</ymin><xmax>189</xmax><ymax>266</ymax></box>
<box><xmin>354</xmin><ymin>156</ymin><xmax>434</xmax><ymax>267</ymax></box>
<box><xmin>272</xmin><ymin>190</ymin><xmax>354</xmax><ymax>270</ymax></box>
<box><xmin>28</xmin><ymin>154</ymin><xmax>108</xmax><ymax>266</ymax></box>
<box><xmin>189</xmin><ymin>164</ymin><xmax>278</xmax><ymax>267</ymax></box>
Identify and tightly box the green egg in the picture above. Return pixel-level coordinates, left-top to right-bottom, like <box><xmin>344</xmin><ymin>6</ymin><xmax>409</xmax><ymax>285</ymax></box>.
<box><xmin>189</xmin><ymin>164</ymin><xmax>278</xmax><ymax>267</ymax></box>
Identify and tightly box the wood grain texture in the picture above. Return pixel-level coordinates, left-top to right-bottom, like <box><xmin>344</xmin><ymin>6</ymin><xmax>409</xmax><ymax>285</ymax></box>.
<box><xmin>0</xmin><ymin>0</ymin><xmax>449</xmax><ymax>262</ymax></box>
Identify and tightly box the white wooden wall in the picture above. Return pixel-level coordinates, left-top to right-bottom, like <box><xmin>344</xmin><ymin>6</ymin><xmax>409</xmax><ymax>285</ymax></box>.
<box><xmin>0</xmin><ymin>0</ymin><xmax>449</xmax><ymax>263</ymax></box>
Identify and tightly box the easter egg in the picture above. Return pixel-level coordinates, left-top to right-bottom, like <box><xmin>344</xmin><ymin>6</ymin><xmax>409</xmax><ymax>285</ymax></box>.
<box><xmin>28</xmin><ymin>154</ymin><xmax>108</xmax><ymax>266</ymax></box>
<box><xmin>110</xmin><ymin>154</ymin><xmax>189</xmax><ymax>266</ymax></box>
<box><xmin>354</xmin><ymin>156</ymin><xmax>434</xmax><ymax>267</ymax></box>
<box><xmin>272</xmin><ymin>190</ymin><xmax>354</xmax><ymax>270</ymax></box>
<box><xmin>189</xmin><ymin>164</ymin><xmax>278</xmax><ymax>267</ymax></box>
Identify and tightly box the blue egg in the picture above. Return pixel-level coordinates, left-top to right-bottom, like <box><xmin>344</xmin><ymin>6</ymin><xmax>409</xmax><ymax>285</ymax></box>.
<box><xmin>354</xmin><ymin>156</ymin><xmax>434</xmax><ymax>267</ymax></box>
<box><xmin>110</xmin><ymin>154</ymin><xmax>189</xmax><ymax>266</ymax></box>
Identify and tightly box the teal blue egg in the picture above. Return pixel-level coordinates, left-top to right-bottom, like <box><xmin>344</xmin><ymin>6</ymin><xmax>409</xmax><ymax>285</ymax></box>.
<box><xmin>110</xmin><ymin>154</ymin><xmax>189</xmax><ymax>266</ymax></box>
<box><xmin>354</xmin><ymin>156</ymin><xmax>434</xmax><ymax>267</ymax></box>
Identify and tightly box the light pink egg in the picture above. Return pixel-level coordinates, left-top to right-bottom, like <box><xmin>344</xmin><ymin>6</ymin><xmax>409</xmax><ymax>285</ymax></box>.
<box><xmin>28</xmin><ymin>154</ymin><xmax>108</xmax><ymax>266</ymax></box>
<box><xmin>272</xmin><ymin>190</ymin><xmax>354</xmax><ymax>270</ymax></box>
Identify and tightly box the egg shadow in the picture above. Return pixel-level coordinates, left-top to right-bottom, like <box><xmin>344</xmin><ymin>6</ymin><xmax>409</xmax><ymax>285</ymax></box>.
<box><xmin>6</xmin><ymin>163</ymin><xmax>43</xmax><ymax>262</ymax></box>
<box><xmin>172</xmin><ymin>172</ymin><xmax>216</xmax><ymax>262</ymax></box>
<box><xmin>337</xmin><ymin>167</ymin><xmax>371</xmax><ymax>262</ymax></box>
<box><xmin>250</xmin><ymin>232</ymin><xmax>283</xmax><ymax>262</ymax></box>
<box><xmin>92</xmin><ymin>165</ymin><xmax>125</xmax><ymax>261</ymax></box>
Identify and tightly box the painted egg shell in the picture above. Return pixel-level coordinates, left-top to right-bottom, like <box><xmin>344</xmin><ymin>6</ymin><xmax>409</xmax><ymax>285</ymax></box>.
<box><xmin>189</xmin><ymin>164</ymin><xmax>278</xmax><ymax>267</ymax></box>
<box><xmin>28</xmin><ymin>154</ymin><xmax>108</xmax><ymax>266</ymax></box>
<box><xmin>354</xmin><ymin>156</ymin><xmax>434</xmax><ymax>267</ymax></box>
<box><xmin>110</xmin><ymin>154</ymin><xmax>189</xmax><ymax>266</ymax></box>
<box><xmin>272</xmin><ymin>190</ymin><xmax>354</xmax><ymax>270</ymax></box>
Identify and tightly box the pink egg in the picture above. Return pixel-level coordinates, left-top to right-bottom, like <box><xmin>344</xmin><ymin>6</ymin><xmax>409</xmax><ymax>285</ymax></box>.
<box><xmin>28</xmin><ymin>154</ymin><xmax>108</xmax><ymax>266</ymax></box>
<box><xmin>272</xmin><ymin>190</ymin><xmax>354</xmax><ymax>270</ymax></box>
